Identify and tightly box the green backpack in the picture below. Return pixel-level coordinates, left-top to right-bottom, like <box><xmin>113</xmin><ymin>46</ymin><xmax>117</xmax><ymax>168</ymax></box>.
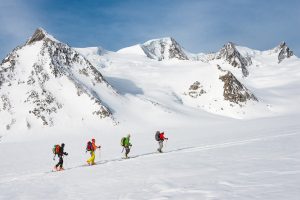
<box><xmin>120</xmin><ymin>137</ymin><xmax>126</xmax><ymax>147</ymax></box>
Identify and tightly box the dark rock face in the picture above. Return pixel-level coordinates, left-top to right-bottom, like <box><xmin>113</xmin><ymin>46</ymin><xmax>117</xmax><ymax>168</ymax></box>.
<box><xmin>26</xmin><ymin>28</ymin><xmax>47</xmax><ymax>45</ymax></box>
<box><xmin>216</xmin><ymin>42</ymin><xmax>251</xmax><ymax>77</ymax></box>
<box><xmin>219</xmin><ymin>69</ymin><xmax>257</xmax><ymax>104</ymax></box>
<box><xmin>142</xmin><ymin>37</ymin><xmax>188</xmax><ymax>61</ymax></box>
<box><xmin>186</xmin><ymin>81</ymin><xmax>206</xmax><ymax>98</ymax></box>
<box><xmin>275</xmin><ymin>42</ymin><xmax>293</xmax><ymax>63</ymax></box>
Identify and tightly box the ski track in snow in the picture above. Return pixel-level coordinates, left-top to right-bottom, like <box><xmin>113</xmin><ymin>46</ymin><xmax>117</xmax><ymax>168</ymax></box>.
<box><xmin>1</xmin><ymin>130</ymin><xmax>298</xmax><ymax>185</ymax></box>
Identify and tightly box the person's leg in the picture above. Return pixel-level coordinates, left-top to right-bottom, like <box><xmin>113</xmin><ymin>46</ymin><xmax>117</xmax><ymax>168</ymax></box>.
<box><xmin>158</xmin><ymin>141</ymin><xmax>163</xmax><ymax>152</ymax></box>
<box><xmin>125</xmin><ymin>147</ymin><xmax>130</xmax><ymax>158</ymax></box>
<box><xmin>59</xmin><ymin>156</ymin><xmax>64</xmax><ymax>170</ymax></box>
<box><xmin>91</xmin><ymin>151</ymin><xmax>96</xmax><ymax>165</ymax></box>
<box><xmin>87</xmin><ymin>151</ymin><xmax>94</xmax><ymax>165</ymax></box>
<box><xmin>54</xmin><ymin>159</ymin><xmax>59</xmax><ymax>170</ymax></box>
<box><xmin>55</xmin><ymin>156</ymin><xmax>63</xmax><ymax>170</ymax></box>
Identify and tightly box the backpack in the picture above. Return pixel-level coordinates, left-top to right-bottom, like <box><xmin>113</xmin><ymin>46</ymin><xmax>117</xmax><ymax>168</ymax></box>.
<box><xmin>121</xmin><ymin>137</ymin><xmax>126</xmax><ymax>147</ymax></box>
<box><xmin>86</xmin><ymin>141</ymin><xmax>93</xmax><ymax>151</ymax></box>
<box><xmin>52</xmin><ymin>144</ymin><xmax>60</xmax><ymax>155</ymax></box>
<box><xmin>155</xmin><ymin>131</ymin><xmax>160</xmax><ymax>141</ymax></box>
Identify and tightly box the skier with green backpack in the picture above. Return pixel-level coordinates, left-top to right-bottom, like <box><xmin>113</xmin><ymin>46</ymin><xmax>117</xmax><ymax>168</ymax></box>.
<box><xmin>121</xmin><ymin>134</ymin><xmax>132</xmax><ymax>159</ymax></box>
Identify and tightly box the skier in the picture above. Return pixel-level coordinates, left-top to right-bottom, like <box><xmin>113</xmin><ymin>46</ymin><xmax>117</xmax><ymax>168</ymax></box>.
<box><xmin>54</xmin><ymin>143</ymin><xmax>68</xmax><ymax>171</ymax></box>
<box><xmin>156</xmin><ymin>132</ymin><xmax>168</xmax><ymax>153</ymax></box>
<box><xmin>87</xmin><ymin>138</ymin><xmax>101</xmax><ymax>165</ymax></box>
<box><xmin>121</xmin><ymin>134</ymin><xmax>132</xmax><ymax>159</ymax></box>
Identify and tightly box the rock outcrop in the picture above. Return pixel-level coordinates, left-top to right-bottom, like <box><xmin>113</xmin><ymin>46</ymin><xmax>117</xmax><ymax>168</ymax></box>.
<box><xmin>273</xmin><ymin>42</ymin><xmax>293</xmax><ymax>63</ymax></box>
<box><xmin>215</xmin><ymin>42</ymin><xmax>252</xmax><ymax>77</ymax></box>
<box><xmin>218</xmin><ymin>67</ymin><xmax>257</xmax><ymax>104</ymax></box>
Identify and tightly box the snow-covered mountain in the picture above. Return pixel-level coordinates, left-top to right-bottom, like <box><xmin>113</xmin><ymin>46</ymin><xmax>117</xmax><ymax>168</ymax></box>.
<box><xmin>1</xmin><ymin>29</ymin><xmax>299</xmax><ymax>132</ymax></box>
<box><xmin>74</xmin><ymin>36</ymin><xmax>300</xmax><ymax>119</ymax></box>
<box><xmin>118</xmin><ymin>37</ymin><xmax>189</xmax><ymax>60</ymax></box>
<box><xmin>0</xmin><ymin>28</ymin><xmax>117</xmax><ymax>131</ymax></box>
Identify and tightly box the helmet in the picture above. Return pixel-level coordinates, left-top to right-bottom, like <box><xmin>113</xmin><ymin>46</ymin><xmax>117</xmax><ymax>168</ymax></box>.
<box><xmin>61</xmin><ymin>143</ymin><xmax>65</xmax><ymax>147</ymax></box>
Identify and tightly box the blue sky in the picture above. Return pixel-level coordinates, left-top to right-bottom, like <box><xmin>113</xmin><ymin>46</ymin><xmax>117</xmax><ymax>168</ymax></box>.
<box><xmin>0</xmin><ymin>0</ymin><xmax>299</xmax><ymax>59</ymax></box>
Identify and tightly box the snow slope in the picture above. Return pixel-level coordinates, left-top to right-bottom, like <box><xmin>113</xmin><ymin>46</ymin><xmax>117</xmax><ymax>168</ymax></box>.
<box><xmin>0</xmin><ymin>115</ymin><xmax>300</xmax><ymax>200</ymax></box>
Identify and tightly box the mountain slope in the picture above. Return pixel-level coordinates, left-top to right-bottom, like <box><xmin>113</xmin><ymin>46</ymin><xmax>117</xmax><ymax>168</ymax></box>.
<box><xmin>76</xmin><ymin>39</ymin><xmax>300</xmax><ymax>119</ymax></box>
<box><xmin>0</xmin><ymin>28</ymin><xmax>117</xmax><ymax>131</ymax></box>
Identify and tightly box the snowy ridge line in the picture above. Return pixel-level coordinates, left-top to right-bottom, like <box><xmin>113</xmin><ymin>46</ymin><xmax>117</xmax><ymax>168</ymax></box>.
<box><xmin>174</xmin><ymin>131</ymin><xmax>300</xmax><ymax>154</ymax></box>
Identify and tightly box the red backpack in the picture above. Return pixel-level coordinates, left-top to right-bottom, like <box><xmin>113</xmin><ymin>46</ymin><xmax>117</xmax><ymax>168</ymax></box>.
<box><xmin>52</xmin><ymin>144</ymin><xmax>60</xmax><ymax>155</ymax></box>
<box><xmin>86</xmin><ymin>141</ymin><xmax>93</xmax><ymax>151</ymax></box>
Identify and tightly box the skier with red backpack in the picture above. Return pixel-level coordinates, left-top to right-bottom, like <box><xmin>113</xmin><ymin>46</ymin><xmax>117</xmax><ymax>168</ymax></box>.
<box><xmin>155</xmin><ymin>131</ymin><xmax>168</xmax><ymax>153</ymax></box>
<box><xmin>86</xmin><ymin>138</ymin><xmax>101</xmax><ymax>165</ymax></box>
<box><xmin>53</xmin><ymin>143</ymin><xmax>68</xmax><ymax>171</ymax></box>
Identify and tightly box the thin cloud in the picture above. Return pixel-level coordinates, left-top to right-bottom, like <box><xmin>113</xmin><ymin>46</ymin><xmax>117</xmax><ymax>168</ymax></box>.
<box><xmin>0</xmin><ymin>0</ymin><xmax>299</xmax><ymax>58</ymax></box>
<box><xmin>0</xmin><ymin>0</ymin><xmax>40</xmax><ymax>57</ymax></box>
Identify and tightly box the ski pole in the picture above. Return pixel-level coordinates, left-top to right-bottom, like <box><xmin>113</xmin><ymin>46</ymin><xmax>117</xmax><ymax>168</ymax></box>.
<box><xmin>98</xmin><ymin>147</ymin><xmax>101</xmax><ymax>161</ymax></box>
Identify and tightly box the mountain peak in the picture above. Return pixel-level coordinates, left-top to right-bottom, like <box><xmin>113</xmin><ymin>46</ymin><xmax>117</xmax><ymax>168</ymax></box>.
<box><xmin>273</xmin><ymin>41</ymin><xmax>293</xmax><ymax>63</ymax></box>
<box><xmin>224</xmin><ymin>41</ymin><xmax>236</xmax><ymax>48</ymax></box>
<box><xmin>216</xmin><ymin>42</ymin><xmax>251</xmax><ymax>77</ymax></box>
<box><xmin>141</xmin><ymin>37</ymin><xmax>188</xmax><ymax>60</ymax></box>
<box><xmin>26</xmin><ymin>28</ymin><xmax>59</xmax><ymax>45</ymax></box>
<box><xmin>144</xmin><ymin>37</ymin><xmax>176</xmax><ymax>44</ymax></box>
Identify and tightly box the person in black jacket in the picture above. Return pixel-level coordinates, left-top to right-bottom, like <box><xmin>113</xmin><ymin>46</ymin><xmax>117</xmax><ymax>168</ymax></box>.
<box><xmin>54</xmin><ymin>143</ymin><xmax>68</xmax><ymax>171</ymax></box>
